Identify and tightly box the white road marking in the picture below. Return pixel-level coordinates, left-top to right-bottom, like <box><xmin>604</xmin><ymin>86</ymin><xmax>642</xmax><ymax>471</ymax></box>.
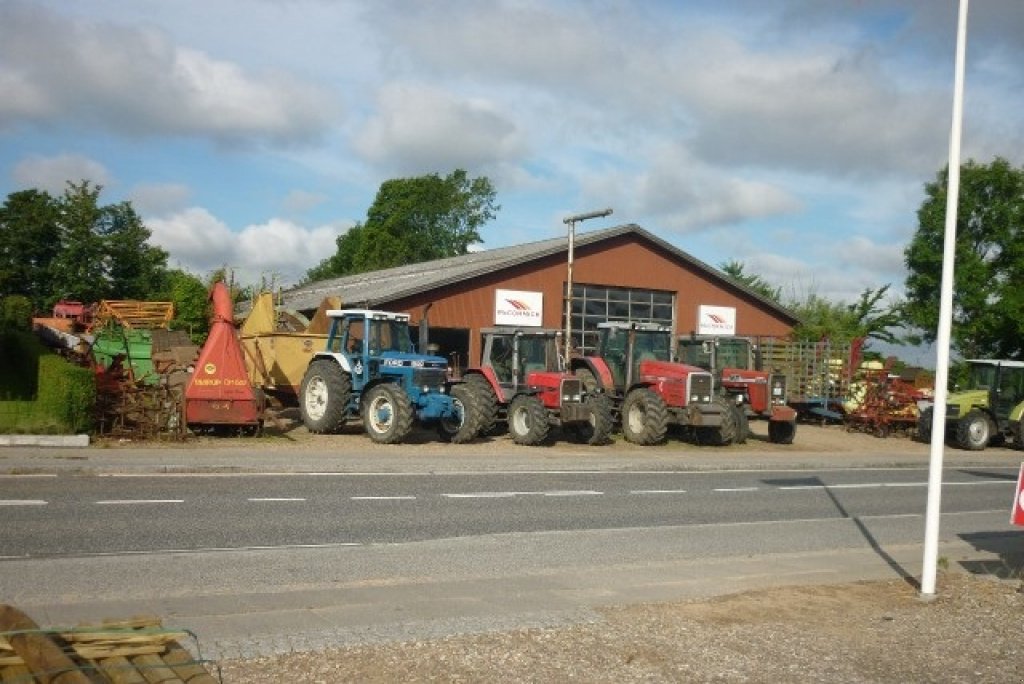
<box><xmin>350</xmin><ymin>496</ymin><xmax>417</xmax><ymax>501</ymax></box>
<box><xmin>443</xmin><ymin>490</ymin><xmax>603</xmax><ymax>499</ymax></box>
<box><xmin>95</xmin><ymin>499</ymin><xmax>184</xmax><ymax>505</ymax></box>
<box><xmin>0</xmin><ymin>499</ymin><xmax>47</xmax><ymax>506</ymax></box>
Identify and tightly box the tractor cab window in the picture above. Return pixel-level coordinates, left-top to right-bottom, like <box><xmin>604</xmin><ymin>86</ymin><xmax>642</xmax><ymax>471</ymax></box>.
<box><xmin>966</xmin><ymin>363</ymin><xmax>997</xmax><ymax>391</ymax></box>
<box><xmin>717</xmin><ymin>339</ymin><xmax>751</xmax><ymax>372</ymax></box>
<box><xmin>490</xmin><ymin>335</ymin><xmax>516</xmax><ymax>384</ymax></box>
<box><xmin>518</xmin><ymin>336</ymin><xmax>551</xmax><ymax>380</ymax></box>
<box><xmin>367</xmin><ymin>319</ymin><xmax>413</xmax><ymax>355</ymax></box>
<box><xmin>634</xmin><ymin>331</ymin><xmax>671</xmax><ymax>363</ymax></box>
<box><xmin>345</xmin><ymin>319</ymin><xmax>365</xmax><ymax>355</ymax></box>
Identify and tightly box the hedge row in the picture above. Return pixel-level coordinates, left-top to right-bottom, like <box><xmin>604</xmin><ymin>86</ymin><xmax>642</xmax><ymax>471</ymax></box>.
<box><xmin>0</xmin><ymin>331</ymin><xmax>95</xmax><ymax>434</ymax></box>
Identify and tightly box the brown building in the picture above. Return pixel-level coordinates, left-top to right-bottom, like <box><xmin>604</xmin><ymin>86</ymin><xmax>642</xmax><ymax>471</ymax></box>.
<box><xmin>278</xmin><ymin>224</ymin><xmax>800</xmax><ymax>371</ymax></box>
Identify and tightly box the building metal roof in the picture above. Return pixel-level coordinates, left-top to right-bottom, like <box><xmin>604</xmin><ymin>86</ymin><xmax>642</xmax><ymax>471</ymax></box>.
<box><xmin>276</xmin><ymin>223</ymin><xmax>799</xmax><ymax>323</ymax></box>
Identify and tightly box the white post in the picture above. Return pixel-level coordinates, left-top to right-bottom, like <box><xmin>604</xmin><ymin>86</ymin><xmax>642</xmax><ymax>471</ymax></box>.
<box><xmin>921</xmin><ymin>0</ymin><xmax>969</xmax><ymax>597</ymax></box>
<box><xmin>562</xmin><ymin>208</ymin><xmax>613</xmax><ymax>362</ymax></box>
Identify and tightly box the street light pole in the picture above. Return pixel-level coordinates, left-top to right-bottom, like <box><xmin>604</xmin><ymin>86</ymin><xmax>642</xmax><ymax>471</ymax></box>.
<box><xmin>921</xmin><ymin>0</ymin><xmax>969</xmax><ymax>598</ymax></box>
<box><xmin>562</xmin><ymin>208</ymin><xmax>613</xmax><ymax>363</ymax></box>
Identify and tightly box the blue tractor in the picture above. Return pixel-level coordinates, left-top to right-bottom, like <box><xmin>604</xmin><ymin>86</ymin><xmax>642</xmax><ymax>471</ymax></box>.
<box><xmin>298</xmin><ymin>309</ymin><xmax>482</xmax><ymax>444</ymax></box>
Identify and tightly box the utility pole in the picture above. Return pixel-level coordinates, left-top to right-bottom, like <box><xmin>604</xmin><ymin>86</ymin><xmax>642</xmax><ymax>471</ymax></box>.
<box><xmin>562</xmin><ymin>208</ymin><xmax>613</xmax><ymax>362</ymax></box>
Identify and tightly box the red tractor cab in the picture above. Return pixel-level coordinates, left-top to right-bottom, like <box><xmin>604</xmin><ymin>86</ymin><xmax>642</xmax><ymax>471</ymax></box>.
<box><xmin>570</xmin><ymin>322</ymin><xmax>739</xmax><ymax>446</ymax></box>
<box><xmin>461</xmin><ymin>327</ymin><xmax>613</xmax><ymax>446</ymax></box>
<box><xmin>677</xmin><ymin>335</ymin><xmax>797</xmax><ymax>444</ymax></box>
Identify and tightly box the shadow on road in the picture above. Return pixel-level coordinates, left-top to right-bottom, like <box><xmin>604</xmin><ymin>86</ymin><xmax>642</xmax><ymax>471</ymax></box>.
<box><xmin>761</xmin><ymin>476</ymin><xmax>920</xmax><ymax>589</ymax></box>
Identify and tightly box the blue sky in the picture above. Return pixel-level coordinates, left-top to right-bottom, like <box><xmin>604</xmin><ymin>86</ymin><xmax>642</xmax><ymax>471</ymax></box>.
<box><xmin>2</xmin><ymin>0</ymin><xmax>1023</xmax><ymax>366</ymax></box>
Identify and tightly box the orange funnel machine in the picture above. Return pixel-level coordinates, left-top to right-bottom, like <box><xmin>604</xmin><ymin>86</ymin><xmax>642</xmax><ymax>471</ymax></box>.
<box><xmin>184</xmin><ymin>282</ymin><xmax>264</xmax><ymax>433</ymax></box>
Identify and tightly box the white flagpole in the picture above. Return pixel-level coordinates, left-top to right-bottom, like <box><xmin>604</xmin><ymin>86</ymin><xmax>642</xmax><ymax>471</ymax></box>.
<box><xmin>921</xmin><ymin>0</ymin><xmax>969</xmax><ymax>597</ymax></box>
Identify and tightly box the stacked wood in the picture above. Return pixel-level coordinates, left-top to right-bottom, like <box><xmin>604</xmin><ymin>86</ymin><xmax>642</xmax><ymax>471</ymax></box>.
<box><xmin>0</xmin><ymin>606</ymin><xmax>219</xmax><ymax>684</ymax></box>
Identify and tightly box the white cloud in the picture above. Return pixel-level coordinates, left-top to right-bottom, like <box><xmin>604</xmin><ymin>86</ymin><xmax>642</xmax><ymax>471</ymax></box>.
<box><xmin>129</xmin><ymin>182</ymin><xmax>191</xmax><ymax>216</ymax></box>
<box><xmin>282</xmin><ymin>189</ymin><xmax>328</xmax><ymax>215</ymax></box>
<box><xmin>0</xmin><ymin>2</ymin><xmax>338</xmax><ymax>143</ymax></box>
<box><xmin>146</xmin><ymin>207</ymin><xmax>345</xmax><ymax>286</ymax></box>
<box><xmin>11</xmin><ymin>154</ymin><xmax>110</xmax><ymax>194</ymax></box>
<box><xmin>354</xmin><ymin>83</ymin><xmax>527</xmax><ymax>175</ymax></box>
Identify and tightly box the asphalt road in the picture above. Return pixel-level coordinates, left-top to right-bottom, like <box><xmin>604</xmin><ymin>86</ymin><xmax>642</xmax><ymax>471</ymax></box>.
<box><xmin>0</xmin><ymin>467</ymin><xmax>1018</xmax><ymax>557</ymax></box>
<box><xmin>1</xmin><ymin>442</ymin><xmax>1021</xmax><ymax>660</ymax></box>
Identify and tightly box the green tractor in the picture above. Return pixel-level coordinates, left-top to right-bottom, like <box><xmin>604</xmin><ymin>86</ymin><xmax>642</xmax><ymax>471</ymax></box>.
<box><xmin>918</xmin><ymin>359</ymin><xmax>1024</xmax><ymax>450</ymax></box>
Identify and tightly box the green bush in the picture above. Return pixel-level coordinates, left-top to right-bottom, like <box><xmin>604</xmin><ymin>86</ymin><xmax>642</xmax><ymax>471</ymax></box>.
<box><xmin>0</xmin><ymin>335</ymin><xmax>95</xmax><ymax>434</ymax></box>
<box><xmin>0</xmin><ymin>330</ymin><xmax>41</xmax><ymax>399</ymax></box>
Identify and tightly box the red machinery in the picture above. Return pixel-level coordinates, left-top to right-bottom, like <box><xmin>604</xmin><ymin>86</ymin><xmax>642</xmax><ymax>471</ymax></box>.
<box><xmin>184</xmin><ymin>282</ymin><xmax>264</xmax><ymax>433</ymax></box>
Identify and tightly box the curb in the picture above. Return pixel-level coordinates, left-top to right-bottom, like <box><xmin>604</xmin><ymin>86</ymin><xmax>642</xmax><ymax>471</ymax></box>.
<box><xmin>0</xmin><ymin>434</ymin><xmax>90</xmax><ymax>448</ymax></box>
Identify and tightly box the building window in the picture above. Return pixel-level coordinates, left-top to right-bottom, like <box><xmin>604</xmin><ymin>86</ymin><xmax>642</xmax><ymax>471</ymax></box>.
<box><xmin>564</xmin><ymin>284</ymin><xmax>676</xmax><ymax>354</ymax></box>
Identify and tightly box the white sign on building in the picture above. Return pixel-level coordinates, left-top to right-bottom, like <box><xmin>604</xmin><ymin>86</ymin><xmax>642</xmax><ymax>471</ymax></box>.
<box><xmin>495</xmin><ymin>289</ymin><xmax>543</xmax><ymax>326</ymax></box>
<box><xmin>696</xmin><ymin>305</ymin><xmax>737</xmax><ymax>336</ymax></box>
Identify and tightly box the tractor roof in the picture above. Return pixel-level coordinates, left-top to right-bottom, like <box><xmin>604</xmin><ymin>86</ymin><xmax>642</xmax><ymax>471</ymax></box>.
<box><xmin>965</xmin><ymin>359</ymin><xmax>1024</xmax><ymax>368</ymax></box>
<box><xmin>326</xmin><ymin>309</ymin><xmax>410</xmax><ymax>322</ymax></box>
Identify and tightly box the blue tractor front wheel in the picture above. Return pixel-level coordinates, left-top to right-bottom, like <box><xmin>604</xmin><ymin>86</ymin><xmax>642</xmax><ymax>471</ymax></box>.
<box><xmin>362</xmin><ymin>383</ymin><xmax>415</xmax><ymax>444</ymax></box>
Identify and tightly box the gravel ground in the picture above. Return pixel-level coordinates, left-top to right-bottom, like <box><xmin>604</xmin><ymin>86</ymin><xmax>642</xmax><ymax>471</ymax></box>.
<box><xmin>218</xmin><ymin>572</ymin><xmax>1023</xmax><ymax>683</ymax></box>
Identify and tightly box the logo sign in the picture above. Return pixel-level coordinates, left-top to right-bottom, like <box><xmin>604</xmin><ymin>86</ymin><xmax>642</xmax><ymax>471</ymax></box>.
<box><xmin>1012</xmin><ymin>462</ymin><xmax>1024</xmax><ymax>527</ymax></box>
<box><xmin>495</xmin><ymin>289</ymin><xmax>543</xmax><ymax>327</ymax></box>
<box><xmin>697</xmin><ymin>305</ymin><xmax>737</xmax><ymax>336</ymax></box>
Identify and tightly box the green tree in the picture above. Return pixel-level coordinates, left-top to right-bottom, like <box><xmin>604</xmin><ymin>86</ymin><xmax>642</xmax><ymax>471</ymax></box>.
<box><xmin>719</xmin><ymin>260</ymin><xmax>782</xmax><ymax>302</ymax></box>
<box><xmin>157</xmin><ymin>269</ymin><xmax>211</xmax><ymax>343</ymax></box>
<box><xmin>903</xmin><ymin>157</ymin><xmax>1024</xmax><ymax>359</ymax></box>
<box><xmin>305</xmin><ymin>169</ymin><xmax>498</xmax><ymax>281</ymax></box>
<box><xmin>0</xmin><ymin>189</ymin><xmax>61</xmax><ymax>312</ymax></box>
<box><xmin>47</xmin><ymin>181</ymin><xmax>168</xmax><ymax>307</ymax></box>
<box><xmin>788</xmin><ymin>285</ymin><xmax>902</xmax><ymax>345</ymax></box>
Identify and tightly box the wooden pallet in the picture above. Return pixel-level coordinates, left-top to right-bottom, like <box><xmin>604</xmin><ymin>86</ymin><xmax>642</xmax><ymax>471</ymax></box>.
<box><xmin>0</xmin><ymin>606</ymin><xmax>219</xmax><ymax>683</ymax></box>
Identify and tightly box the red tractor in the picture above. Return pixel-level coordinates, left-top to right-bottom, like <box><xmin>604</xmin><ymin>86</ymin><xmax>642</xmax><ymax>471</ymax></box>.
<box><xmin>677</xmin><ymin>335</ymin><xmax>797</xmax><ymax>444</ymax></box>
<box><xmin>570</xmin><ymin>322</ymin><xmax>739</xmax><ymax>446</ymax></box>
<box><xmin>461</xmin><ymin>328</ymin><xmax>613</xmax><ymax>446</ymax></box>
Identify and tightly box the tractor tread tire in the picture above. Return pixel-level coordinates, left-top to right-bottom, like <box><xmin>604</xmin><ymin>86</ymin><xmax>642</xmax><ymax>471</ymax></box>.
<box><xmin>298</xmin><ymin>359</ymin><xmax>351</xmax><ymax>434</ymax></box>
<box><xmin>362</xmin><ymin>383</ymin><xmax>414</xmax><ymax>444</ymax></box>
<box><xmin>508</xmin><ymin>394</ymin><xmax>550</xmax><ymax>446</ymax></box>
<box><xmin>438</xmin><ymin>382</ymin><xmax>483</xmax><ymax>444</ymax></box>
<box><xmin>699</xmin><ymin>397</ymin><xmax>740</xmax><ymax>446</ymax></box>
<box><xmin>567</xmin><ymin>394</ymin><xmax>614</xmax><ymax>445</ymax></box>
<box><xmin>621</xmin><ymin>388</ymin><xmax>668</xmax><ymax>446</ymax></box>
<box><xmin>465</xmin><ymin>373</ymin><xmax>500</xmax><ymax>436</ymax></box>
<box><xmin>955</xmin><ymin>409</ymin><xmax>990</xmax><ymax>451</ymax></box>
<box><xmin>768</xmin><ymin>419</ymin><xmax>797</xmax><ymax>445</ymax></box>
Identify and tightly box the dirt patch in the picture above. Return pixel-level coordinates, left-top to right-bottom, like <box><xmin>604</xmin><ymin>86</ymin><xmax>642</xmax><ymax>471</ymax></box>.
<box><xmin>219</xmin><ymin>572</ymin><xmax>1023</xmax><ymax>683</ymax></box>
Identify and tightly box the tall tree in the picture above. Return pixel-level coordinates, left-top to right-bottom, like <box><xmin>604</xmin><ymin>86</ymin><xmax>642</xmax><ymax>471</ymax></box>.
<box><xmin>304</xmin><ymin>169</ymin><xmax>498</xmax><ymax>282</ymax></box>
<box><xmin>0</xmin><ymin>189</ymin><xmax>61</xmax><ymax>312</ymax></box>
<box><xmin>155</xmin><ymin>268</ymin><xmax>211</xmax><ymax>343</ymax></box>
<box><xmin>47</xmin><ymin>181</ymin><xmax>168</xmax><ymax>307</ymax></box>
<box><xmin>719</xmin><ymin>260</ymin><xmax>782</xmax><ymax>302</ymax></box>
<box><xmin>903</xmin><ymin>157</ymin><xmax>1024</xmax><ymax>359</ymax></box>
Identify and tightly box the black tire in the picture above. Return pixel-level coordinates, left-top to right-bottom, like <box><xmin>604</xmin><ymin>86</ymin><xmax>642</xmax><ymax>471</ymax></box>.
<box><xmin>698</xmin><ymin>397</ymin><xmax>739</xmax><ymax>446</ymax></box>
<box><xmin>621</xmin><ymin>387</ymin><xmax>668</xmax><ymax>446</ymax></box>
<box><xmin>508</xmin><ymin>394</ymin><xmax>550</xmax><ymax>446</ymax></box>
<box><xmin>465</xmin><ymin>373</ymin><xmax>500</xmax><ymax>435</ymax></box>
<box><xmin>917</xmin><ymin>406</ymin><xmax>933</xmax><ymax>443</ymax></box>
<box><xmin>1013</xmin><ymin>420</ymin><xmax>1024</xmax><ymax>450</ymax></box>
<box><xmin>361</xmin><ymin>383</ymin><xmax>414</xmax><ymax>444</ymax></box>
<box><xmin>437</xmin><ymin>383</ymin><xmax>483</xmax><ymax>444</ymax></box>
<box><xmin>298</xmin><ymin>359</ymin><xmax>351</xmax><ymax>433</ymax></box>
<box><xmin>733</xmin><ymin>405</ymin><xmax>749</xmax><ymax>445</ymax></box>
<box><xmin>955</xmin><ymin>410</ymin><xmax>990</xmax><ymax>451</ymax></box>
<box><xmin>768</xmin><ymin>419</ymin><xmax>797</xmax><ymax>445</ymax></box>
<box><xmin>567</xmin><ymin>394</ymin><xmax>614</xmax><ymax>445</ymax></box>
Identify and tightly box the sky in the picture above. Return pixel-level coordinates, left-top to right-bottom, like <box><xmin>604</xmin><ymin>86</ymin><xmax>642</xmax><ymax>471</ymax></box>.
<box><xmin>2</xmin><ymin>0</ymin><xmax>1023</xmax><ymax>365</ymax></box>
